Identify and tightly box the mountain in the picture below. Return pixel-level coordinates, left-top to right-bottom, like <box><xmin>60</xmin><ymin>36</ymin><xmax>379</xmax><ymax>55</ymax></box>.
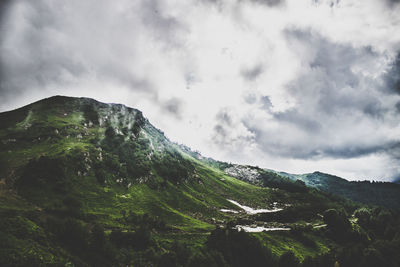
<box><xmin>1</xmin><ymin>96</ymin><xmax>400</xmax><ymax>267</ymax></box>
<box><xmin>278</xmin><ymin>171</ymin><xmax>400</xmax><ymax>210</ymax></box>
<box><xmin>216</xmin><ymin>163</ymin><xmax>400</xmax><ymax>210</ymax></box>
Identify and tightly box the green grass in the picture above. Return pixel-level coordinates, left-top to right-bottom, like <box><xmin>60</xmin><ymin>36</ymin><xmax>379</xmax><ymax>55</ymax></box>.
<box><xmin>253</xmin><ymin>231</ymin><xmax>332</xmax><ymax>261</ymax></box>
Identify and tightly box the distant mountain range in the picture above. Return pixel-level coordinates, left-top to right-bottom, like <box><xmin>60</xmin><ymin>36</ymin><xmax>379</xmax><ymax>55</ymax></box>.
<box><xmin>277</xmin><ymin>171</ymin><xmax>400</xmax><ymax>209</ymax></box>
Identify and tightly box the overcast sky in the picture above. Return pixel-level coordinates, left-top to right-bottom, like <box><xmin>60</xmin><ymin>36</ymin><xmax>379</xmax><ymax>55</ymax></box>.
<box><xmin>1</xmin><ymin>0</ymin><xmax>400</xmax><ymax>181</ymax></box>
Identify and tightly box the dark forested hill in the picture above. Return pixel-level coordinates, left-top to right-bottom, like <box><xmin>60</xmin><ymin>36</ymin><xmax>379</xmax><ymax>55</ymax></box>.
<box><xmin>278</xmin><ymin>171</ymin><xmax>400</xmax><ymax>210</ymax></box>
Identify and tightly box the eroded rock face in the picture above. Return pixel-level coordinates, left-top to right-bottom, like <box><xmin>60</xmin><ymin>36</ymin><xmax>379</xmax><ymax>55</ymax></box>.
<box><xmin>224</xmin><ymin>165</ymin><xmax>260</xmax><ymax>183</ymax></box>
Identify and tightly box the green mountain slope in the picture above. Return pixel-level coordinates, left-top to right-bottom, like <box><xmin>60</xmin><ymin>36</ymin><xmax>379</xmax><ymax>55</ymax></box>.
<box><xmin>1</xmin><ymin>96</ymin><xmax>400</xmax><ymax>267</ymax></box>
<box><xmin>217</xmin><ymin>162</ymin><xmax>400</xmax><ymax>210</ymax></box>
<box><xmin>276</xmin><ymin>171</ymin><xmax>400</xmax><ymax>210</ymax></box>
<box><xmin>0</xmin><ymin>96</ymin><xmax>277</xmax><ymax>228</ymax></box>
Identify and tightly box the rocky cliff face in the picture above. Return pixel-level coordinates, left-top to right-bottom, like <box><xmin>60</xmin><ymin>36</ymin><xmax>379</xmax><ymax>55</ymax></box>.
<box><xmin>224</xmin><ymin>165</ymin><xmax>261</xmax><ymax>184</ymax></box>
<box><xmin>0</xmin><ymin>96</ymin><xmax>195</xmax><ymax>189</ymax></box>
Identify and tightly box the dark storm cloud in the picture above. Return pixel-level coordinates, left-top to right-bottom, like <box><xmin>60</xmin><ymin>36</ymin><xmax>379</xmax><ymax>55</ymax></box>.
<box><xmin>184</xmin><ymin>72</ymin><xmax>196</xmax><ymax>90</ymax></box>
<box><xmin>212</xmin><ymin>108</ymin><xmax>255</xmax><ymax>149</ymax></box>
<box><xmin>140</xmin><ymin>0</ymin><xmax>187</xmax><ymax>47</ymax></box>
<box><xmin>0</xmin><ymin>0</ymin><xmax>12</xmax><ymax>27</ymax></box>
<box><xmin>212</xmin><ymin>110</ymin><xmax>232</xmax><ymax>143</ymax></box>
<box><xmin>0</xmin><ymin>0</ymin><xmax>187</xmax><ymax>111</ymax></box>
<box><xmin>384</xmin><ymin>52</ymin><xmax>400</xmax><ymax>95</ymax></box>
<box><xmin>0</xmin><ymin>1</ymin><xmax>90</xmax><ymax>103</ymax></box>
<box><xmin>241</xmin><ymin>64</ymin><xmax>264</xmax><ymax>81</ymax></box>
<box><xmin>0</xmin><ymin>0</ymin><xmax>19</xmax><ymax>99</ymax></box>
<box><xmin>395</xmin><ymin>101</ymin><xmax>400</xmax><ymax>113</ymax></box>
<box><xmin>237</xmin><ymin>29</ymin><xmax>400</xmax><ymax>165</ymax></box>
<box><xmin>239</xmin><ymin>122</ymin><xmax>317</xmax><ymax>159</ymax></box>
<box><xmin>312</xmin><ymin>0</ymin><xmax>341</xmax><ymax>8</ymax></box>
<box><xmin>285</xmin><ymin>29</ymin><xmax>383</xmax><ymax>117</ymax></box>
<box><xmin>323</xmin><ymin>142</ymin><xmax>400</xmax><ymax>159</ymax></box>
<box><xmin>246</xmin><ymin>0</ymin><xmax>284</xmax><ymax>7</ymax></box>
<box><xmin>362</xmin><ymin>102</ymin><xmax>386</xmax><ymax>119</ymax></box>
<box><xmin>273</xmin><ymin>109</ymin><xmax>321</xmax><ymax>132</ymax></box>
<box><xmin>0</xmin><ymin>0</ymin><xmax>12</xmax><ymax>101</ymax></box>
<box><xmin>213</xmin><ymin>124</ymin><xmax>228</xmax><ymax>139</ymax></box>
<box><xmin>162</xmin><ymin>98</ymin><xmax>183</xmax><ymax>119</ymax></box>
<box><xmin>216</xmin><ymin>109</ymin><xmax>233</xmax><ymax>126</ymax></box>
<box><xmin>97</xmin><ymin>63</ymin><xmax>158</xmax><ymax>95</ymax></box>
<box><xmin>246</xmin><ymin>120</ymin><xmax>399</xmax><ymax>160</ymax></box>
<box><xmin>200</xmin><ymin>0</ymin><xmax>284</xmax><ymax>9</ymax></box>
<box><xmin>386</xmin><ymin>0</ymin><xmax>400</xmax><ymax>6</ymax></box>
<box><xmin>388</xmin><ymin>143</ymin><xmax>400</xmax><ymax>160</ymax></box>
<box><xmin>260</xmin><ymin>96</ymin><xmax>272</xmax><ymax>110</ymax></box>
<box><xmin>289</xmin><ymin>29</ymin><xmax>362</xmax><ymax>90</ymax></box>
<box><xmin>244</xmin><ymin>93</ymin><xmax>257</xmax><ymax>104</ymax></box>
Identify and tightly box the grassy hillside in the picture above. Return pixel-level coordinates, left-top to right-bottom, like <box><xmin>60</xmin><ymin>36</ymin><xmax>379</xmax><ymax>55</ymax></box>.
<box><xmin>1</xmin><ymin>96</ymin><xmax>400</xmax><ymax>267</ymax></box>
<box><xmin>216</xmin><ymin>162</ymin><xmax>400</xmax><ymax>210</ymax></box>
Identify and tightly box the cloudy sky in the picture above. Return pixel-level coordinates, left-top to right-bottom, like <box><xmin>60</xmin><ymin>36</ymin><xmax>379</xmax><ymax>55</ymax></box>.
<box><xmin>1</xmin><ymin>0</ymin><xmax>400</xmax><ymax>181</ymax></box>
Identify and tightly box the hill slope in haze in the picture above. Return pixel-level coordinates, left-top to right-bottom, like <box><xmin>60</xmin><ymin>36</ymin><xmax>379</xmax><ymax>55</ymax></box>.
<box><xmin>278</xmin><ymin>171</ymin><xmax>400</xmax><ymax>210</ymax></box>
<box><xmin>219</xmin><ymin>163</ymin><xmax>400</xmax><ymax>210</ymax></box>
<box><xmin>1</xmin><ymin>96</ymin><xmax>400</xmax><ymax>267</ymax></box>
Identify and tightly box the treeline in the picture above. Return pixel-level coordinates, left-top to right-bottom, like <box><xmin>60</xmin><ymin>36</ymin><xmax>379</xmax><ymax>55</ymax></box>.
<box><xmin>146</xmin><ymin>227</ymin><xmax>336</xmax><ymax>267</ymax></box>
<box><xmin>259</xmin><ymin>170</ymin><xmax>308</xmax><ymax>193</ymax></box>
<box><xmin>3</xmin><ymin>199</ymin><xmax>400</xmax><ymax>266</ymax></box>
<box><xmin>0</xmin><ymin>209</ymin><xmax>168</xmax><ymax>266</ymax></box>
<box><xmin>331</xmin><ymin>207</ymin><xmax>400</xmax><ymax>267</ymax></box>
<box><xmin>301</xmin><ymin>172</ymin><xmax>400</xmax><ymax>210</ymax></box>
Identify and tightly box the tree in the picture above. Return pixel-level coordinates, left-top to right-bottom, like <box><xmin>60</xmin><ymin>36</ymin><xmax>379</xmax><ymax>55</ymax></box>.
<box><xmin>90</xmin><ymin>224</ymin><xmax>105</xmax><ymax>252</ymax></box>
<box><xmin>279</xmin><ymin>251</ymin><xmax>299</xmax><ymax>267</ymax></box>
<box><xmin>354</xmin><ymin>208</ymin><xmax>371</xmax><ymax>227</ymax></box>
<box><xmin>323</xmin><ymin>209</ymin><xmax>351</xmax><ymax>237</ymax></box>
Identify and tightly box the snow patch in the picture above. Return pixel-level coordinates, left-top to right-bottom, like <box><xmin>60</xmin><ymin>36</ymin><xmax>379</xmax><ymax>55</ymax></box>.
<box><xmin>227</xmin><ymin>199</ymin><xmax>283</xmax><ymax>214</ymax></box>
<box><xmin>235</xmin><ymin>225</ymin><xmax>290</xmax><ymax>232</ymax></box>
<box><xmin>220</xmin><ymin>209</ymin><xmax>239</xmax><ymax>214</ymax></box>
